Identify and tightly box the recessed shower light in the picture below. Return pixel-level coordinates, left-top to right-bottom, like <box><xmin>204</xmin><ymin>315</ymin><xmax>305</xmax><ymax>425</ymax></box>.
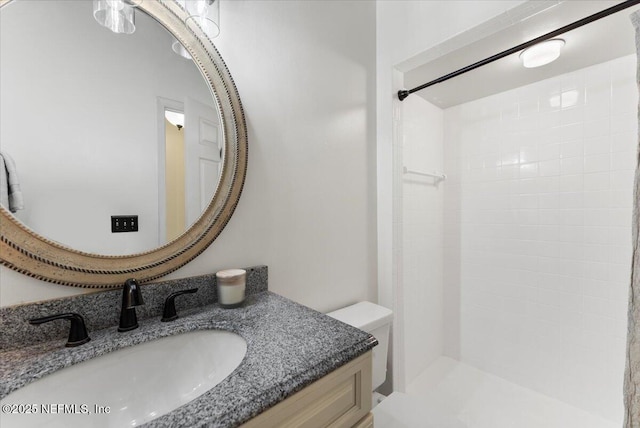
<box><xmin>519</xmin><ymin>39</ymin><xmax>565</xmax><ymax>68</ymax></box>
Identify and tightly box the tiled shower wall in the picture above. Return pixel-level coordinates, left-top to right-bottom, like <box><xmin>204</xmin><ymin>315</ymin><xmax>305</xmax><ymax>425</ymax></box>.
<box><xmin>443</xmin><ymin>54</ymin><xmax>637</xmax><ymax>422</ymax></box>
<box><xmin>399</xmin><ymin>94</ymin><xmax>445</xmax><ymax>387</ymax></box>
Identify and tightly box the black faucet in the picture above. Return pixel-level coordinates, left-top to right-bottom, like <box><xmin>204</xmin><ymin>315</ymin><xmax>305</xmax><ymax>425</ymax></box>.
<box><xmin>161</xmin><ymin>288</ymin><xmax>199</xmax><ymax>322</ymax></box>
<box><xmin>29</xmin><ymin>313</ymin><xmax>91</xmax><ymax>347</ymax></box>
<box><xmin>118</xmin><ymin>278</ymin><xmax>145</xmax><ymax>332</ymax></box>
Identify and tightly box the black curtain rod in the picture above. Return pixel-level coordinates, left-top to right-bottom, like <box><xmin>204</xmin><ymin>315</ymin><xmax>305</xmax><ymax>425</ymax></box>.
<box><xmin>398</xmin><ymin>0</ymin><xmax>640</xmax><ymax>101</ymax></box>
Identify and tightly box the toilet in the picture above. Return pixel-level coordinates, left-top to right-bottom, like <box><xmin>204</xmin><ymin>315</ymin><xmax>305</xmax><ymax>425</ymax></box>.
<box><xmin>327</xmin><ymin>301</ymin><xmax>393</xmax><ymax>406</ymax></box>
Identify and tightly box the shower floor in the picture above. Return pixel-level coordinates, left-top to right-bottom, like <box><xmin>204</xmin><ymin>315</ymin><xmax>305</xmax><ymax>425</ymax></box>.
<box><xmin>372</xmin><ymin>357</ymin><xmax>617</xmax><ymax>428</ymax></box>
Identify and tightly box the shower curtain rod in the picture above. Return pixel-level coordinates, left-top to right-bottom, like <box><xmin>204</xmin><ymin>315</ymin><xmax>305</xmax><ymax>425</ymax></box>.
<box><xmin>398</xmin><ymin>0</ymin><xmax>640</xmax><ymax>101</ymax></box>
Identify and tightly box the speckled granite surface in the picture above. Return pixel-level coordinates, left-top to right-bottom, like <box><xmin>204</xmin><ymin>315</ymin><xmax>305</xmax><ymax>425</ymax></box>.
<box><xmin>0</xmin><ymin>266</ymin><xmax>268</xmax><ymax>350</ymax></box>
<box><xmin>0</xmin><ymin>269</ymin><xmax>376</xmax><ymax>427</ymax></box>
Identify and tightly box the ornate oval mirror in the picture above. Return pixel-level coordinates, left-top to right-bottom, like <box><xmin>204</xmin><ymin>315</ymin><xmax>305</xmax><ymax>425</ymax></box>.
<box><xmin>0</xmin><ymin>0</ymin><xmax>247</xmax><ymax>288</ymax></box>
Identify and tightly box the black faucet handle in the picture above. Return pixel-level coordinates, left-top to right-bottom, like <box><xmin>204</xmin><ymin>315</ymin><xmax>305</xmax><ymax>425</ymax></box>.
<box><xmin>119</xmin><ymin>278</ymin><xmax>145</xmax><ymax>332</ymax></box>
<box><xmin>162</xmin><ymin>288</ymin><xmax>199</xmax><ymax>322</ymax></box>
<box><xmin>29</xmin><ymin>313</ymin><xmax>91</xmax><ymax>347</ymax></box>
<box><xmin>122</xmin><ymin>278</ymin><xmax>144</xmax><ymax>308</ymax></box>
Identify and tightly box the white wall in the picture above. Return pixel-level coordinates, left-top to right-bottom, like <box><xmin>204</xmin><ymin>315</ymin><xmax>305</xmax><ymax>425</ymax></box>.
<box><xmin>0</xmin><ymin>0</ymin><xmax>214</xmax><ymax>256</ymax></box>
<box><xmin>443</xmin><ymin>55</ymin><xmax>637</xmax><ymax>423</ymax></box>
<box><xmin>1</xmin><ymin>0</ymin><xmax>377</xmax><ymax>312</ymax></box>
<box><xmin>376</xmin><ymin>0</ymin><xmax>528</xmax><ymax>307</ymax></box>
<box><xmin>399</xmin><ymin>95</ymin><xmax>444</xmax><ymax>386</ymax></box>
<box><xmin>376</xmin><ymin>0</ymin><xmax>526</xmax><ymax>391</ymax></box>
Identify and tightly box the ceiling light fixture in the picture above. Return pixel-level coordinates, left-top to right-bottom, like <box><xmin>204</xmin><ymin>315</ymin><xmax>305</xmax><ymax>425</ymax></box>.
<box><xmin>519</xmin><ymin>39</ymin><xmax>565</xmax><ymax>68</ymax></box>
<box><xmin>172</xmin><ymin>0</ymin><xmax>220</xmax><ymax>59</ymax></box>
<box><xmin>165</xmin><ymin>111</ymin><xmax>185</xmax><ymax>130</ymax></box>
<box><xmin>93</xmin><ymin>0</ymin><xmax>140</xmax><ymax>35</ymax></box>
<box><xmin>171</xmin><ymin>36</ymin><xmax>192</xmax><ymax>60</ymax></box>
<box><xmin>185</xmin><ymin>0</ymin><xmax>220</xmax><ymax>39</ymax></box>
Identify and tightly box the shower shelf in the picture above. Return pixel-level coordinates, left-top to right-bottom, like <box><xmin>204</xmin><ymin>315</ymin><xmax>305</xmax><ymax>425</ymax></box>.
<box><xmin>402</xmin><ymin>166</ymin><xmax>447</xmax><ymax>181</ymax></box>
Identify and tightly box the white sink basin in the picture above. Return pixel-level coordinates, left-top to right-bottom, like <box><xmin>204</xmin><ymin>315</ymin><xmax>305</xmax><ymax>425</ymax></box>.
<box><xmin>1</xmin><ymin>330</ymin><xmax>247</xmax><ymax>427</ymax></box>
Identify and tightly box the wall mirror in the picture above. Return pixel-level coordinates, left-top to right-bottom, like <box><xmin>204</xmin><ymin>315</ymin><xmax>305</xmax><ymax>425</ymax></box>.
<box><xmin>0</xmin><ymin>0</ymin><xmax>247</xmax><ymax>288</ymax></box>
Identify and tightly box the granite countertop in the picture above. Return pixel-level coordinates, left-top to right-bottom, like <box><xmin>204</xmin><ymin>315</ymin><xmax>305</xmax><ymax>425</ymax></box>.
<box><xmin>0</xmin><ymin>291</ymin><xmax>377</xmax><ymax>427</ymax></box>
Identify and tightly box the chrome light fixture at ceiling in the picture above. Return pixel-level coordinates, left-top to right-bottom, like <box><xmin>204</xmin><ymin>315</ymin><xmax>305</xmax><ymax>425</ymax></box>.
<box><xmin>185</xmin><ymin>0</ymin><xmax>220</xmax><ymax>39</ymax></box>
<box><xmin>92</xmin><ymin>0</ymin><xmax>221</xmax><ymax>52</ymax></box>
<box><xmin>172</xmin><ymin>0</ymin><xmax>220</xmax><ymax>60</ymax></box>
<box><xmin>93</xmin><ymin>0</ymin><xmax>141</xmax><ymax>35</ymax></box>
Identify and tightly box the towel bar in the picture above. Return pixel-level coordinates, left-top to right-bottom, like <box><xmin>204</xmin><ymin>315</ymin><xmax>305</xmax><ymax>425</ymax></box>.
<box><xmin>403</xmin><ymin>166</ymin><xmax>447</xmax><ymax>181</ymax></box>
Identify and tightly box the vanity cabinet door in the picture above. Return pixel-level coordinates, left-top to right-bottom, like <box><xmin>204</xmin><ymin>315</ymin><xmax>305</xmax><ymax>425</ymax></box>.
<box><xmin>241</xmin><ymin>351</ymin><xmax>373</xmax><ymax>428</ymax></box>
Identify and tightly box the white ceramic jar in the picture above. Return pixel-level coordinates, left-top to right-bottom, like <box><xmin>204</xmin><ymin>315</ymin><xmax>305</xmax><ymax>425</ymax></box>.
<box><xmin>216</xmin><ymin>269</ymin><xmax>246</xmax><ymax>308</ymax></box>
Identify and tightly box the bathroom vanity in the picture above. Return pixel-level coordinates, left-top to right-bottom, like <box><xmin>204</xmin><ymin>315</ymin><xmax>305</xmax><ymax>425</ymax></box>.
<box><xmin>239</xmin><ymin>344</ymin><xmax>374</xmax><ymax>428</ymax></box>
<box><xmin>0</xmin><ymin>2</ymin><xmax>375</xmax><ymax>426</ymax></box>
<box><xmin>0</xmin><ymin>267</ymin><xmax>377</xmax><ymax>427</ymax></box>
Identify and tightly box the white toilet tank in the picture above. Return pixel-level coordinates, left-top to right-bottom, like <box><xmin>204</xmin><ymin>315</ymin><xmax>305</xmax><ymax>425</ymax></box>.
<box><xmin>327</xmin><ymin>301</ymin><xmax>393</xmax><ymax>392</ymax></box>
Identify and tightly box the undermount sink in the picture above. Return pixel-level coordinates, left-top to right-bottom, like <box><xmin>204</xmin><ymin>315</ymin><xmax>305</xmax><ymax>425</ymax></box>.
<box><xmin>1</xmin><ymin>330</ymin><xmax>247</xmax><ymax>427</ymax></box>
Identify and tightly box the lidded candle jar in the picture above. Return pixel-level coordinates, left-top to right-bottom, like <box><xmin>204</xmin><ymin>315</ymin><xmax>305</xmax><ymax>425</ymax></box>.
<box><xmin>216</xmin><ymin>269</ymin><xmax>246</xmax><ymax>308</ymax></box>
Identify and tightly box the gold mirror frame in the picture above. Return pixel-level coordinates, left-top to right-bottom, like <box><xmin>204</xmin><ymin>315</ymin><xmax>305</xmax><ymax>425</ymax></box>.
<box><xmin>0</xmin><ymin>0</ymin><xmax>247</xmax><ymax>288</ymax></box>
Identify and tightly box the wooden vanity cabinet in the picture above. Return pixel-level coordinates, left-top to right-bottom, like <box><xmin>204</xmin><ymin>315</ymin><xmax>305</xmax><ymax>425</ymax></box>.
<box><xmin>240</xmin><ymin>351</ymin><xmax>373</xmax><ymax>428</ymax></box>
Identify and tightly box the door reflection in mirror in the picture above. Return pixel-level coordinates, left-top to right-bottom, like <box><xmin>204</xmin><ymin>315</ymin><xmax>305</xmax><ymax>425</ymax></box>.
<box><xmin>164</xmin><ymin>109</ymin><xmax>186</xmax><ymax>243</ymax></box>
<box><xmin>160</xmin><ymin>100</ymin><xmax>222</xmax><ymax>244</ymax></box>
